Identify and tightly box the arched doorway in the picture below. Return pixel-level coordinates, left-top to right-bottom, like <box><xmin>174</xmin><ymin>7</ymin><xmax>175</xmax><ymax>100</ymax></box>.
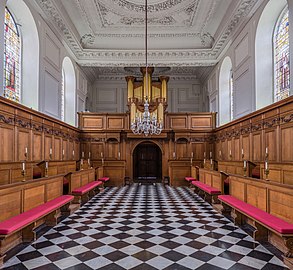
<box><xmin>133</xmin><ymin>142</ymin><xmax>162</xmax><ymax>183</ymax></box>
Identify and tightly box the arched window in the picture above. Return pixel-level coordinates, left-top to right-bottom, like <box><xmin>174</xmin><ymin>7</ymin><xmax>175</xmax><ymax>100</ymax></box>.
<box><xmin>3</xmin><ymin>7</ymin><xmax>21</xmax><ymax>102</ymax></box>
<box><xmin>274</xmin><ymin>8</ymin><xmax>290</xmax><ymax>102</ymax></box>
<box><xmin>219</xmin><ymin>56</ymin><xmax>233</xmax><ymax>125</ymax></box>
<box><xmin>230</xmin><ymin>69</ymin><xmax>234</xmax><ymax>120</ymax></box>
<box><xmin>62</xmin><ymin>57</ymin><xmax>76</xmax><ymax>126</ymax></box>
<box><xmin>61</xmin><ymin>68</ymin><xmax>65</xmax><ymax>121</ymax></box>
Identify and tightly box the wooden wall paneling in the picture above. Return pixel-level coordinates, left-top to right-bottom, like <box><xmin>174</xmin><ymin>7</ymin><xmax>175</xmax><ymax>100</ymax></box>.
<box><xmin>251</xmin><ymin>132</ymin><xmax>262</xmax><ymax>162</ymax></box>
<box><xmin>32</xmin><ymin>131</ymin><xmax>42</xmax><ymax>161</ymax></box>
<box><xmin>242</xmin><ymin>135</ymin><xmax>250</xmax><ymax>161</ymax></box>
<box><xmin>54</xmin><ymin>136</ymin><xmax>61</xmax><ymax>160</ymax></box>
<box><xmin>221</xmin><ymin>139</ymin><xmax>228</xmax><ymax>160</ymax></box>
<box><xmin>0</xmin><ymin>190</ymin><xmax>21</xmax><ymax>221</ymax></box>
<box><xmin>89</xmin><ymin>142</ymin><xmax>104</xmax><ymax>160</ymax></box>
<box><xmin>168</xmin><ymin>161</ymin><xmax>190</xmax><ymax>186</ymax></box>
<box><xmin>23</xmin><ymin>185</ymin><xmax>45</xmax><ymax>211</ymax></box>
<box><xmin>44</xmin><ymin>134</ymin><xmax>53</xmax><ymax>160</ymax></box>
<box><xmin>229</xmin><ymin>176</ymin><xmax>246</xmax><ymax>201</ymax></box>
<box><xmin>227</xmin><ymin>139</ymin><xmax>232</xmax><ymax>160</ymax></box>
<box><xmin>191</xmin><ymin>142</ymin><xmax>204</xmax><ymax>160</ymax></box>
<box><xmin>264</xmin><ymin>128</ymin><xmax>277</xmax><ymax>162</ymax></box>
<box><xmin>268</xmin><ymin>188</ymin><xmax>293</xmax><ymax>223</ymax></box>
<box><xmin>46</xmin><ymin>177</ymin><xmax>63</xmax><ymax>201</ymax></box>
<box><xmin>16</xmin><ymin>128</ymin><xmax>30</xmax><ymax>162</ymax></box>
<box><xmin>0</xmin><ymin>124</ymin><xmax>14</xmax><ymax>162</ymax></box>
<box><xmin>234</xmin><ymin>137</ymin><xmax>240</xmax><ymax>161</ymax></box>
<box><xmin>62</xmin><ymin>138</ymin><xmax>68</xmax><ymax>160</ymax></box>
<box><xmin>280</xmin><ymin>124</ymin><xmax>293</xmax><ymax>162</ymax></box>
<box><xmin>176</xmin><ymin>142</ymin><xmax>187</xmax><ymax>159</ymax></box>
<box><xmin>107</xmin><ymin>141</ymin><xmax>119</xmax><ymax>159</ymax></box>
<box><xmin>246</xmin><ymin>183</ymin><xmax>267</xmax><ymax>211</ymax></box>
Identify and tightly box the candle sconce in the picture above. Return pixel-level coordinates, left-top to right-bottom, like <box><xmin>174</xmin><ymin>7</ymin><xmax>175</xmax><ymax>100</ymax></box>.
<box><xmin>88</xmin><ymin>158</ymin><xmax>91</xmax><ymax>168</ymax></box>
<box><xmin>45</xmin><ymin>161</ymin><xmax>49</xmax><ymax>177</ymax></box>
<box><xmin>229</xmin><ymin>151</ymin><xmax>232</xmax><ymax>160</ymax></box>
<box><xmin>264</xmin><ymin>161</ymin><xmax>269</xmax><ymax>181</ymax></box>
<box><xmin>21</xmin><ymin>162</ymin><xmax>26</xmax><ymax>182</ymax></box>
<box><xmin>102</xmin><ymin>158</ymin><xmax>104</xmax><ymax>165</ymax></box>
<box><xmin>264</xmin><ymin>168</ymin><xmax>270</xmax><ymax>180</ymax></box>
<box><xmin>80</xmin><ymin>159</ymin><xmax>84</xmax><ymax>170</ymax></box>
<box><xmin>243</xmin><ymin>160</ymin><xmax>247</xmax><ymax>177</ymax></box>
<box><xmin>21</xmin><ymin>169</ymin><xmax>26</xmax><ymax>181</ymax></box>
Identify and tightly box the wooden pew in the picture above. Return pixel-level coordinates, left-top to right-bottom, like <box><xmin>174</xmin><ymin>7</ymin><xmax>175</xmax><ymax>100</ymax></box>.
<box><xmin>218</xmin><ymin>160</ymin><xmax>257</xmax><ymax>178</ymax></box>
<box><xmin>64</xmin><ymin>168</ymin><xmax>101</xmax><ymax>205</ymax></box>
<box><xmin>218</xmin><ymin>174</ymin><xmax>293</xmax><ymax>269</ymax></box>
<box><xmin>92</xmin><ymin>160</ymin><xmax>125</xmax><ymax>187</ymax></box>
<box><xmin>193</xmin><ymin>168</ymin><xmax>228</xmax><ymax>206</ymax></box>
<box><xmin>260</xmin><ymin>162</ymin><xmax>293</xmax><ymax>185</ymax></box>
<box><xmin>37</xmin><ymin>160</ymin><xmax>76</xmax><ymax>177</ymax></box>
<box><xmin>0</xmin><ymin>162</ymin><xmax>34</xmax><ymax>185</ymax></box>
<box><xmin>0</xmin><ymin>175</ymin><xmax>73</xmax><ymax>266</ymax></box>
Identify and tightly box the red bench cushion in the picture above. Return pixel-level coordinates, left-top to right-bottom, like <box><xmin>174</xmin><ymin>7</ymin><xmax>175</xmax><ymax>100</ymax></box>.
<box><xmin>219</xmin><ymin>195</ymin><xmax>293</xmax><ymax>234</ymax></box>
<box><xmin>185</xmin><ymin>177</ymin><xmax>196</xmax><ymax>182</ymax></box>
<box><xmin>98</xmin><ymin>177</ymin><xmax>110</xmax><ymax>182</ymax></box>
<box><xmin>0</xmin><ymin>195</ymin><xmax>74</xmax><ymax>235</ymax></box>
<box><xmin>192</xmin><ymin>181</ymin><xmax>221</xmax><ymax>195</ymax></box>
<box><xmin>72</xmin><ymin>181</ymin><xmax>102</xmax><ymax>195</ymax></box>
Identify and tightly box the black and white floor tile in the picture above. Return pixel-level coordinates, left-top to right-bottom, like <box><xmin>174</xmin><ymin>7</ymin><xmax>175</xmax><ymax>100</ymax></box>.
<box><xmin>2</xmin><ymin>184</ymin><xmax>288</xmax><ymax>270</ymax></box>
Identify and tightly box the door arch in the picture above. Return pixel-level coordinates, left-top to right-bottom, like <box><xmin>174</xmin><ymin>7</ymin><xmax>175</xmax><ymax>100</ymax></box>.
<box><xmin>133</xmin><ymin>142</ymin><xmax>162</xmax><ymax>182</ymax></box>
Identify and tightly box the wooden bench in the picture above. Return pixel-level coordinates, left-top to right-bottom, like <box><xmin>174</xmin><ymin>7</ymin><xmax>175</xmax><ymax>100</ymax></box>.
<box><xmin>72</xmin><ymin>181</ymin><xmax>103</xmax><ymax>204</ymax></box>
<box><xmin>0</xmin><ymin>175</ymin><xmax>73</xmax><ymax>266</ymax></box>
<box><xmin>218</xmin><ymin>174</ymin><xmax>293</xmax><ymax>268</ymax></box>
<box><xmin>64</xmin><ymin>169</ymin><xmax>102</xmax><ymax>205</ymax></box>
<box><xmin>191</xmin><ymin>181</ymin><xmax>221</xmax><ymax>204</ymax></box>
<box><xmin>37</xmin><ymin>160</ymin><xmax>77</xmax><ymax>178</ymax></box>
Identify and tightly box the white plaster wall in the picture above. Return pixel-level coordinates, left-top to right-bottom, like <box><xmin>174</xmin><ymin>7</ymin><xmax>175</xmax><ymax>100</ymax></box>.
<box><xmin>0</xmin><ymin>0</ymin><xmax>91</xmax><ymax>126</ymax></box>
<box><xmin>206</xmin><ymin>0</ymin><xmax>293</xmax><ymax>125</ymax></box>
<box><xmin>91</xmin><ymin>77</ymin><xmax>205</xmax><ymax>113</ymax></box>
<box><xmin>92</xmin><ymin>78</ymin><xmax>127</xmax><ymax>113</ymax></box>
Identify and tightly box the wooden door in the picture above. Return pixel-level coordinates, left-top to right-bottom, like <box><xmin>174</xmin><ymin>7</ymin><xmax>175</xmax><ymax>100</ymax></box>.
<box><xmin>133</xmin><ymin>142</ymin><xmax>162</xmax><ymax>181</ymax></box>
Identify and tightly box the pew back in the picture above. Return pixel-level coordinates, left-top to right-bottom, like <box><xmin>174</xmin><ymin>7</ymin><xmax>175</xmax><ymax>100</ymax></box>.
<box><xmin>198</xmin><ymin>168</ymin><xmax>228</xmax><ymax>194</ymax></box>
<box><xmin>228</xmin><ymin>175</ymin><xmax>293</xmax><ymax>224</ymax></box>
<box><xmin>64</xmin><ymin>168</ymin><xmax>95</xmax><ymax>194</ymax></box>
<box><xmin>0</xmin><ymin>175</ymin><xmax>64</xmax><ymax>222</ymax></box>
<box><xmin>259</xmin><ymin>162</ymin><xmax>293</xmax><ymax>185</ymax></box>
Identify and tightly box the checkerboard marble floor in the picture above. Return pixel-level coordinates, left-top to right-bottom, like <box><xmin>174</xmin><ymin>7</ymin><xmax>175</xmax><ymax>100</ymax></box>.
<box><xmin>2</xmin><ymin>184</ymin><xmax>288</xmax><ymax>270</ymax></box>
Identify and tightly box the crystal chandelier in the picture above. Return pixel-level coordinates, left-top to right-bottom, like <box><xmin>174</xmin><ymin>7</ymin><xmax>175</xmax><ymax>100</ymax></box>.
<box><xmin>130</xmin><ymin>0</ymin><xmax>163</xmax><ymax>136</ymax></box>
<box><xmin>131</xmin><ymin>97</ymin><xmax>163</xmax><ymax>136</ymax></box>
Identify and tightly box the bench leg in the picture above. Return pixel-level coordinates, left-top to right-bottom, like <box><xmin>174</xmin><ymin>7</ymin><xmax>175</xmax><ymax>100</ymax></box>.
<box><xmin>204</xmin><ymin>193</ymin><xmax>212</xmax><ymax>204</ymax></box>
<box><xmin>284</xmin><ymin>237</ymin><xmax>293</xmax><ymax>258</ymax></box>
<box><xmin>211</xmin><ymin>194</ymin><xmax>220</xmax><ymax>204</ymax></box>
<box><xmin>73</xmin><ymin>195</ymin><xmax>82</xmax><ymax>204</ymax></box>
<box><xmin>231</xmin><ymin>209</ymin><xmax>244</xmax><ymax>226</ymax></box>
<box><xmin>220</xmin><ymin>202</ymin><xmax>231</xmax><ymax>216</ymax></box>
<box><xmin>81</xmin><ymin>193</ymin><xmax>89</xmax><ymax>204</ymax></box>
<box><xmin>22</xmin><ymin>222</ymin><xmax>37</xmax><ymax>242</ymax></box>
<box><xmin>61</xmin><ymin>202</ymin><xmax>71</xmax><ymax>216</ymax></box>
<box><xmin>252</xmin><ymin>221</ymin><xmax>268</xmax><ymax>242</ymax></box>
<box><xmin>45</xmin><ymin>210</ymin><xmax>59</xmax><ymax>226</ymax></box>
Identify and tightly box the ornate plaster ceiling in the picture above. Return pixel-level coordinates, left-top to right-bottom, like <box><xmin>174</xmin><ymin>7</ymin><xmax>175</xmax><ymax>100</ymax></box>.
<box><xmin>35</xmin><ymin>0</ymin><xmax>261</xmax><ymax>68</ymax></box>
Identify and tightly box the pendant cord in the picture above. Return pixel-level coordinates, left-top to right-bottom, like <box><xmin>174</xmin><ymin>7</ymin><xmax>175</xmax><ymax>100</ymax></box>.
<box><xmin>145</xmin><ymin>0</ymin><xmax>148</xmax><ymax>100</ymax></box>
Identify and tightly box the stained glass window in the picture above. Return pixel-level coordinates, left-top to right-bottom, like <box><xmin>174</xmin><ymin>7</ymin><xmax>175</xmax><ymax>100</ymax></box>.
<box><xmin>3</xmin><ymin>8</ymin><xmax>21</xmax><ymax>102</ymax></box>
<box><xmin>230</xmin><ymin>69</ymin><xmax>234</xmax><ymax>120</ymax></box>
<box><xmin>274</xmin><ymin>8</ymin><xmax>290</xmax><ymax>102</ymax></box>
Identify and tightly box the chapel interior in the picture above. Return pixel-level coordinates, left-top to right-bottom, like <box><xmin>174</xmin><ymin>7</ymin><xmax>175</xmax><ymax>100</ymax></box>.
<box><xmin>0</xmin><ymin>0</ymin><xmax>293</xmax><ymax>269</ymax></box>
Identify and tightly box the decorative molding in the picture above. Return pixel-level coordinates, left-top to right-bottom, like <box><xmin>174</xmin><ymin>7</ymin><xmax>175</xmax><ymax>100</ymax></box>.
<box><xmin>36</xmin><ymin>0</ymin><xmax>259</xmax><ymax>64</ymax></box>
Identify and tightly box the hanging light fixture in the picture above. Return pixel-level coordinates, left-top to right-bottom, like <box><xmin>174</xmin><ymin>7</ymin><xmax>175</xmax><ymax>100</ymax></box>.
<box><xmin>130</xmin><ymin>0</ymin><xmax>163</xmax><ymax>136</ymax></box>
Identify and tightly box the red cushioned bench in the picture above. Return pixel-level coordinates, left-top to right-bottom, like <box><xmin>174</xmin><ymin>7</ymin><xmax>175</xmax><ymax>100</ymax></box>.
<box><xmin>98</xmin><ymin>177</ymin><xmax>110</xmax><ymax>188</ymax></box>
<box><xmin>191</xmin><ymin>181</ymin><xmax>221</xmax><ymax>204</ymax></box>
<box><xmin>185</xmin><ymin>177</ymin><xmax>196</xmax><ymax>182</ymax></box>
<box><xmin>0</xmin><ymin>195</ymin><xmax>73</xmax><ymax>265</ymax></box>
<box><xmin>72</xmin><ymin>181</ymin><xmax>103</xmax><ymax>204</ymax></box>
<box><xmin>219</xmin><ymin>195</ymin><xmax>293</xmax><ymax>258</ymax></box>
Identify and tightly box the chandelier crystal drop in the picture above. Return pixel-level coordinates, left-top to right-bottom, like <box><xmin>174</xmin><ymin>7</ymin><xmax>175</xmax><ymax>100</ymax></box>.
<box><xmin>131</xmin><ymin>97</ymin><xmax>163</xmax><ymax>136</ymax></box>
<box><xmin>130</xmin><ymin>0</ymin><xmax>163</xmax><ymax>136</ymax></box>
